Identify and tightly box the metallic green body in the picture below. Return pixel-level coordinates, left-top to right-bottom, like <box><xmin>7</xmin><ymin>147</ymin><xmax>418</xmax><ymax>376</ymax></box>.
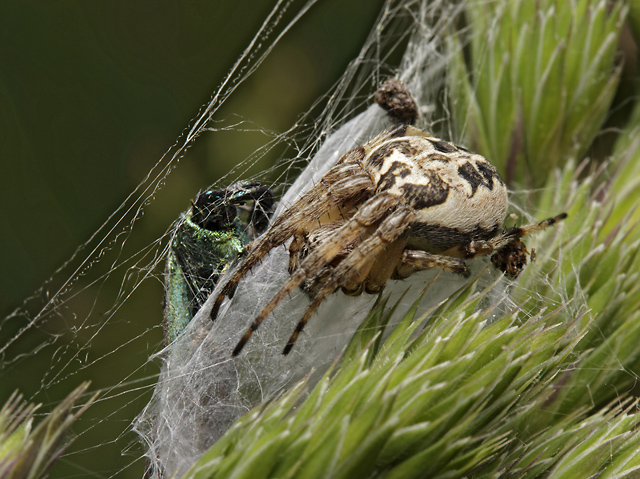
<box><xmin>163</xmin><ymin>182</ymin><xmax>272</xmax><ymax>344</ymax></box>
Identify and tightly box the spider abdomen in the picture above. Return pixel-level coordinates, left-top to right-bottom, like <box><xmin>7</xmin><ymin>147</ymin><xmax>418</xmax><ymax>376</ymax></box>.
<box><xmin>364</xmin><ymin>128</ymin><xmax>508</xmax><ymax>254</ymax></box>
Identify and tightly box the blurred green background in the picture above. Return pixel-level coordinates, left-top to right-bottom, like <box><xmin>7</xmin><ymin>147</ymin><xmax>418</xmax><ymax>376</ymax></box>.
<box><xmin>0</xmin><ymin>0</ymin><xmax>385</xmax><ymax>477</ymax></box>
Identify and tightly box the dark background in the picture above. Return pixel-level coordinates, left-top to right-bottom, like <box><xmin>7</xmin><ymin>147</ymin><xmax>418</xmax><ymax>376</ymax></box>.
<box><xmin>0</xmin><ymin>1</ymin><xmax>385</xmax><ymax>477</ymax></box>
<box><xmin>0</xmin><ymin>0</ymin><xmax>387</xmax><ymax>320</ymax></box>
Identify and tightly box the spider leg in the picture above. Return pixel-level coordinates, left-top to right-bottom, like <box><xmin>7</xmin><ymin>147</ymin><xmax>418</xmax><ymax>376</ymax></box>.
<box><xmin>393</xmin><ymin>250</ymin><xmax>470</xmax><ymax>279</ymax></box>
<box><xmin>210</xmin><ymin>160</ymin><xmax>375</xmax><ymax>320</ymax></box>
<box><xmin>288</xmin><ymin>223</ymin><xmax>346</xmax><ymax>275</ymax></box>
<box><xmin>232</xmin><ymin>192</ymin><xmax>402</xmax><ymax>356</ymax></box>
<box><xmin>287</xmin><ymin>231</ymin><xmax>306</xmax><ymax>274</ymax></box>
<box><xmin>282</xmin><ymin>205</ymin><xmax>416</xmax><ymax>355</ymax></box>
<box><xmin>465</xmin><ymin>213</ymin><xmax>567</xmax><ymax>258</ymax></box>
<box><xmin>281</xmin><ymin>288</ymin><xmax>330</xmax><ymax>356</ymax></box>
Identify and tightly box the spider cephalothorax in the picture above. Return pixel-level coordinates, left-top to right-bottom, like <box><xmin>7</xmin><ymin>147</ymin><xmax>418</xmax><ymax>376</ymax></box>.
<box><xmin>210</xmin><ymin>125</ymin><xmax>566</xmax><ymax>355</ymax></box>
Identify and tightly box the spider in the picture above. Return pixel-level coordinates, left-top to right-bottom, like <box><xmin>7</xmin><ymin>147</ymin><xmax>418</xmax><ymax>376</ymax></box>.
<box><xmin>210</xmin><ymin>124</ymin><xmax>566</xmax><ymax>356</ymax></box>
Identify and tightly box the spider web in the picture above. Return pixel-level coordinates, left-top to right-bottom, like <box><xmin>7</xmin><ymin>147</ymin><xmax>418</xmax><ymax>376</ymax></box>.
<box><xmin>0</xmin><ymin>0</ymin><xmax>572</xmax><ymax>478</ymax></box>
<box><xmin>134</xmin><ymin>1</ymin><xmax>516</xmax><ymax>477</ymax></box>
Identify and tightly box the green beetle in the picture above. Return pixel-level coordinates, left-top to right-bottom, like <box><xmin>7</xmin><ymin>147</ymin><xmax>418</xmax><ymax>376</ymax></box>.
<box><xmin>164</xmin><ymin>181</ymin><xmax>273</xmax><ymax>344</ymax></box>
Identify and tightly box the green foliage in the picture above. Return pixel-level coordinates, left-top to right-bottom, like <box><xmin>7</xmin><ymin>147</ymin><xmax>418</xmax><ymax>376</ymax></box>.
<box><xmin>448</xmin><ymin>0</ymin><xmax>627</xmax><ymax>187</ymax></box>
<box><xmin>182</xmin><ymin>145</ymin><xmax>640</xmax><ymax>476</ymax></box>
<box><xmin>0</xmin><ymin>383</ymin><xmax>96</xmax><ymax>479</ymax></box>
<box><xmin>180</xmin><ymin>0</ymin><xmax>640</xmax><ymax>476</ymax></box>
<box><xmin>180</xmin><ymin>135</ymin><xmax>640</xmax><ymax>474</ymax></box>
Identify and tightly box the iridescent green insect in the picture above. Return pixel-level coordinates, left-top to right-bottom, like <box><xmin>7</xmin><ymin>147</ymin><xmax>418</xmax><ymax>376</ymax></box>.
<box><xmin>163</xmin><ymin>181</ymin><xmax>273</xmax><ymax>344</ymax></box>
